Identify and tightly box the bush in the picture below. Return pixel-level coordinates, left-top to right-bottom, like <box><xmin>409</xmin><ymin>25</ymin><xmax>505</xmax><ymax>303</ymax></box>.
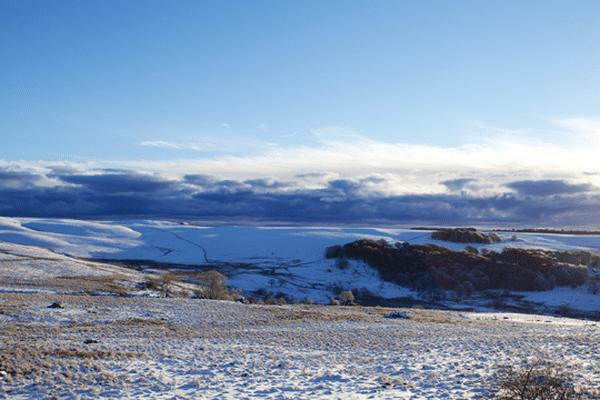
<box><xmin>465</xmin><ymin>245</ymin><xmax>479</xmax><ymax>254</ymax></box>
<box><xmin>143</xmin><ymin>272</ymin><xmax>177</xmax><ymax>298</ymax></box>
<box><xmin>463</xmin><ymin>281</ymin><xmax>475</xmax><ymax>298</ymax></box>
<box><xmin>533</xmin><ymin>273</ymin><xmax>552</xmax><ymax>291</ymax></box>
<box><xmin>488</xmin><ymin>359</ymin><xmax>599</xmax><ymax>399</ymax></box>
<box><xmin>339</xmin><ymin>290</ymin><xmax>354</xmax><ymax>304</ymax></box>
<box><xmin>325</xmin><ymin>245</ymin><xmax>343</xmax><ymax>259</ymax></box>
<box><xmin>327</xmin><ymin>281</ymin><xmax>345</xmax><ymax>295</ymax></box>
<box><xmin>194</xmin><ymin>270</ymin><xmax>240</xmax><ymax>300</ymax></box>
<box><xmin>336</xmin><ymin>256</ymin><xmax>350</xmax><ymax>270</ymax></box>
<box><xmin>588</xmin><ymin>279</ymin><xmax>599</xmax><ymax>295</ymax></box>
<box><xmin>329</xmin><ymin>297</ymin><xmax>340</xmax><ymax>306</ymax></box>
<box><xmin>455</xmin><ymin>282</ymin><xmax>466</xmax><ymax>299</ymax></box>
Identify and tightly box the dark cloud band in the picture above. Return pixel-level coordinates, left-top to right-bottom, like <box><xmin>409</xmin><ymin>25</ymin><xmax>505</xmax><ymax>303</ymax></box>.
<box><xmin>0</xmin><ymin>168</ymin><xmax>598</xmax><ymax>227</ymax></box>
<box><xmin>504</xmin><ymin>180</ymin><xmax>594</xmax><ymax>197</ymax></box>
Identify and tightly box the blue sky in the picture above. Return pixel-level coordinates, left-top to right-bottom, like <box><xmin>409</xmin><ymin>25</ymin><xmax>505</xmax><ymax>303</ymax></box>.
<box><xmin>1</xmin><ymin>1</ymin><xmax>600</xmax><ymax>227</ymax></box>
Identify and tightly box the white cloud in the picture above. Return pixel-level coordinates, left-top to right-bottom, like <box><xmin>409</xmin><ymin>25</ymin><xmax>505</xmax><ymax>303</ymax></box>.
<box><xmin>468</xmin><ymin>121</ymin><xmax>522</xmax><ymax>136</ymax></box>
<box><xmin>222</xmin><ymin>123</ymin><xmax>230</xmax><ymax>128</ymax></box>
<box><xmin>139</xmin><ymin>141</ymin><xmax>203</xmax><ymax>151</ymax></box>
<box><xmin>113</xmin><ymin>124</ymin><xmax>600</xmax><ymax>196</ymax></box>
<box><xmin>9</xmin><ymin>121</ymin><xmax>600</xmax><ymax>197</ymax></box>
<box><xmin>258</xmin><ymin>123</ymin><xmax>269</xmax><ymax>132</ymax></box>
<box><xmin>555</xmin><ymin>117</ymin><xmax>600</xmax><ymax>137</ymax></box>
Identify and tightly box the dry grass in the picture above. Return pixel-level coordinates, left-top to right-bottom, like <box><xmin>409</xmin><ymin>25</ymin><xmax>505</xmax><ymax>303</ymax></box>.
<box><xmin>0</xmin><ymin>274</ymin><xmax>135</xmax><ymax>297</ymax></box>
<box><xmin>0</xmin><ymin>291</ymin><xmax>597</xmax><ymax>399</ymax></box>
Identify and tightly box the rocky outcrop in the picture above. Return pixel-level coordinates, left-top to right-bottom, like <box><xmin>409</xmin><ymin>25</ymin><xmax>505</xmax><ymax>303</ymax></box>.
<box><xmin>431</xmin><ymin>228</ymin><xmax>503</xmax><ymax>244</ymax></box>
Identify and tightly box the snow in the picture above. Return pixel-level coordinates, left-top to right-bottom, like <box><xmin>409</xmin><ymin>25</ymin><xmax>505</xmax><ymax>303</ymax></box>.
<box><xmin>1</xmin><ymin>294</ymin><xmax>599</xmax><ymax>399</ymax></box>
<box><xmin>1</xmin><ymin>217</ymin><xmax>600</xmax><ymax>398</ymax></box>
<box><xmin>2</xmin><ymin>217</ymin><xmax>600</xmax><ymax>304</ymax></box>
<box><xmin>518</xmin><ymin>286</ymin><xmax>600</xmax><ymax>311</ymax></box>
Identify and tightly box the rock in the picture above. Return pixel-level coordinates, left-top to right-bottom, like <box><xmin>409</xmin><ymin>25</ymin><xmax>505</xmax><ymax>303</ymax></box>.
<box><xmin>84</xmin><ymin>339</ymin><xmax>99</xmax><ymax>344</ymax></box>
<box><xmin>48</xmin><ymin>302</ymin><xmax>65</xmax><ymax>309</ymax></box>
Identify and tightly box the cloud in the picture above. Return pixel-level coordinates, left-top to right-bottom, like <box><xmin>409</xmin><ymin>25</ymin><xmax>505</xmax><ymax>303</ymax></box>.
<box><xmin>441</xmin><ymin>178</ymin><xmax>479</xmax><ymax>192</ymax></box>
<box><xmin>57</xmin><ymin>171</ymin><xmax>188</xmax><ymax>196</ymax></box>
<box><xmin>243</xmin><ymin>179</ymin><xmax>290</xmax><ymax>191</ymax></box>
<box><xmin>4</xmin><ymin>122</ymin><xmax>600</xmax><ymax>227</ymax></box>
<box><xmin>222</xmin><ymin>123</ymin><xmax>230</xmax><ymax>128</ymax></box>
<box><xmin>118</xmin><ymin>126</ymin><xmax>600</xmax><ymax>188</ymax></box>
<box><xmin>183</xmin><ymin>174</ymin><xmax>215</xmax><ymax>187</ymax></box>
<box><xmin>295</xmin><ymin>172</ymin><xmax>330</xmax><ymax>179</ymax></box>
<box><xmin>555</xmin><ymin>118</ymin><xmax>600</xmax><ymax>137</ymax></box>
<box><xmin>0</xmin><ymin>167</ymin><xmax>41</xmax><ymax>184</ymax></box>
<box><xmin>258</xmin><ymin>123</ymin><xmax>269</xmax><ymax>132</ymax></box>
<box><xmin>504</xmin><ymin>180</ymin><xmax>594</xmax><ymax>197</ymax></box>
<box><xmin>1</xmin><ymin>163</ymin><xmax>599</xmax><ymax>228</ymax></box>
<box><xmin>140</xmin><ymin>141</ymin><xmax>203</xmax><ymax>151</ymax></box>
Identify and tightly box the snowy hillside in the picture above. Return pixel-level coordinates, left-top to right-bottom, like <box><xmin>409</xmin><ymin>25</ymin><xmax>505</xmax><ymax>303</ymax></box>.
<box><xmin>1</xmin><ymin>217</ymin><xmax>600</xmax><ymax>399</ymax></box>
<box><xmin>1</xmin><ymin>217</ymin><xmax>600</xmax><ymax>312</ymax></box>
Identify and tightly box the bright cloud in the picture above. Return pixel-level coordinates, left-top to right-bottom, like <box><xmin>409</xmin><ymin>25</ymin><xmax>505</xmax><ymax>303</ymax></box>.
<box><xmin>3</xmin><ymin>120</ymin><xmax>600</xmax><ymax>227</ymax></box>
<box><xmin>122</xmin><ymin>126</ymin><xmax>600</xmax><ymax>188</ymax></box>
<box><xmin>139</xmin><ymin>141</ymin><xmax>203</xmax><ymax>151</ymax></box>
<box><xmin>554</xmin><ymin>117</ymin><xmax>600</xmax><ymax>137</ymax></box>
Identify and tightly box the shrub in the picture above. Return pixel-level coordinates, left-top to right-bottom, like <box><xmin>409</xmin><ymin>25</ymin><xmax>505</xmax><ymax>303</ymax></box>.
<box><xmin>487</xmin><ymin>359</ymin><xmax>599</xmax><ymax>399</ymax></box>
<box><xmin>339</xmin><ymin>290</ymin><xmax>354</xmax><ymax>304</ymax></box>
<box><xmin>303</xmin><ymin>297</ymin><xmax>313</xmax><ymax>305</ymax></box>
<box><xmin>557</xmin><ymin>302</ymin><xmax>572</xmax><ymax>317</ymax></box>
<box><xmin>335</xmin><ymin>256</ymin><xmax>350</xmax><ymax>270</ymax></box>
<box><xmin>588</xmin><ymin>278</ymin><xmax>600</xmax><ymax>295</ymax></box>
<box><xmin>195</xmin><ymin>270</ymin><xmax>239</xmax><ymax>300</ymax></box>
<box><xmin>463</xmin><ymin>281</ymin><xmax>475</xmax><ymax>298</ymax></box>
<box><xmin>325</xmin><ymin>245</ymin><xmax>343</xmax><ymax>259</ymax></box>
<box><xmin>455</xmin><ymin>282</ymin><xmax>466</xmax><ymax>300</ymax></box>
<box><xmin>533</xmin><ymin>273</ymin><xmax>552</xmax><ymax>291</ymax></box>
<box><xmin>327</xmin><ymin>281</ymin><xmax>345</xmax><ymax>295</ymax></box>
<box><xmin>491</xmin><ymin>296</ymin><xmax>506</xmax><ymax>310</ymax></box>
<box><xmin>144</xmin><ymin>272</ymin><xmax>176</xmax><ymax>298</ymax></box>
<box><xmin>465</xmin><ymin>245</ymin><xmax>479</xmax><ymax>254</ymax></box>
<box><xmin>329</xmin><ymin>297</ymin><xmax>340</xmax><ymax>306</ymax></box>
<box><xmin>376</xmin><ymin>238</ymin><xmax>388</xmax><ymax>247</ymax></box>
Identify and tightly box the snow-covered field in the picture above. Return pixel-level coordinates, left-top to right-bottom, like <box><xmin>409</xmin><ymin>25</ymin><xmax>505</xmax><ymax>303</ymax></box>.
<box><xmin>3</xmin><ymin>217</ymin><xmax>600</xmax><ymax>305</ymax></box>
<box><xmin>0</xmin><ymin>217</ymin><xmax>599</xmax><ymax>398</ymax></box>
<box><xmin>1</xmin><ymin>293</ymin><xmax>599</xmax><ymax>399</ymax></box>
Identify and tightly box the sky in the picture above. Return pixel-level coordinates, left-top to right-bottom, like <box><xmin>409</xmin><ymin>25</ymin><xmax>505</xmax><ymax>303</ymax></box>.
<box><xmin>1</xmin><ymin>0</ymin><xmax>600</xmax><ymax>227</ymax></box>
